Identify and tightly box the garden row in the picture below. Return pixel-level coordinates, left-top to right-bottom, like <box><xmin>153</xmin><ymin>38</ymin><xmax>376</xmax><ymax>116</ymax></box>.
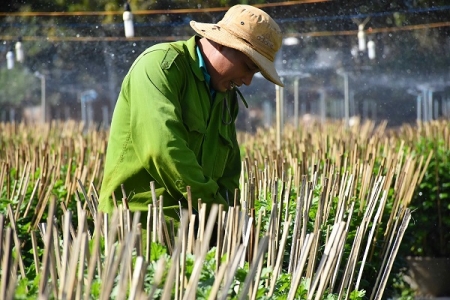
<box><xmin>0</xmin><ymin>119</ymin><xmax>448</xmax><ymax>299</ymax></box>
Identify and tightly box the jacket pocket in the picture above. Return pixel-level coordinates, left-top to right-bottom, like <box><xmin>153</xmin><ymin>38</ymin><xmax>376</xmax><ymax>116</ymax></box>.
<box><xmin>184</xmin><ymin>112</ymin><xmax>206</xmax><ymax>162</ymax></box>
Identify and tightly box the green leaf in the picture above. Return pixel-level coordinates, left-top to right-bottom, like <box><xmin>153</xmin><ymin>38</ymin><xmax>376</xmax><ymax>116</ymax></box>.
<box><xmin>150</xmin><ymin>242</ymin><xmax>167</xmax><ymax>261</ymax></box>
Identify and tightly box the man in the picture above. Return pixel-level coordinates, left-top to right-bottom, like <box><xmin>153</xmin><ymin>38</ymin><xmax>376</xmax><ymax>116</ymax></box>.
<box><xmin>98</xmin><ymin>4</ymin><xmax>284</xmax><ymax>219</ymax></box>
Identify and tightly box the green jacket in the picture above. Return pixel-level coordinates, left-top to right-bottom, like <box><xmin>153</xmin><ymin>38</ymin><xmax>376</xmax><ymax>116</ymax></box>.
<box><xmin>98</xmin><ymin>36</ymin><xmax>242</xmax><ymax>218</ymax></box>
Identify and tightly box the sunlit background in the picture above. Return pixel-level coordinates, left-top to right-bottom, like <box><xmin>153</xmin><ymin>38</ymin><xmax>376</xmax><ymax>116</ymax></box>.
<box><xmin>1</xmin><ymin>0</ymin><xmax>449</xmax><ymax>129</ymax></box>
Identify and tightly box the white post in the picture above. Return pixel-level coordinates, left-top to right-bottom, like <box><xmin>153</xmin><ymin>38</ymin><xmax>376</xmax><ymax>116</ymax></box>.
<box><xmin>123</xmin><ymin>3</ymin><xmax>134</xmax><ymax>38</ymax></box>
<box><xmin>358</xmin><ymin>24</ymin><xmax>366</xmax><ymax>52</ymax></box>
<box><xmin>41</xmin><ymin>75</ymin><xmax>46</xmax><ymax>123</ymax></box>
<box><xmin>34</xmin><ymin>72</ymin><xmax>46</xmax><ymax>123</ymax></box>
<box><xmin>416</xmin><ymin>94</ymin><xmax>422</xmax><ymax>122</ymax></box>
<box><xmin>294</xmin><ymin>77</ymin><xmax>299</xmax><ymax>129</ymax></box>
<box><xmin>343</xmin><ymin>72</ymin><xmax>349</xmax><ymax>127</ymax></box>
<box><xmin>15</xmin><ymin>40</ymin><xmax>24</xmax><ymax>63</ymax></box>
<box><xmin>428</xmin><ymin>90</ymin><xmax>433</xmax><ymax>121</ymax></box>
<box><xmin>367</xmin><ymin>40</ymin><xmax>375</xmax><ymax>60</ymax></box>
<box><xmin>319</xmin><ymin>88</ymin><xmax>326</xmax><ymax>123</ymax></box>
<box><xmin>422</xmin><ymin>90</ymin><xmax>428</xmax><ymax>122</ymax></box>
<box><xmin>280</xmin><ymin>79</ymin><xmax>284</xmax><ymax>130</ymax></box>
<box><xmin>6</xmin><ymin>50</ymin><xmax>14</xmax><ymax>70</ymax></box>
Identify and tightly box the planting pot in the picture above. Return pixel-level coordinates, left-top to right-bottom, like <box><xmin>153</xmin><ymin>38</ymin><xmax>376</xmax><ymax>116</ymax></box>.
<box><xmin>406</xmin><ymin>256</ymin><xmax>450</xmax><ymax>297</ymax></box>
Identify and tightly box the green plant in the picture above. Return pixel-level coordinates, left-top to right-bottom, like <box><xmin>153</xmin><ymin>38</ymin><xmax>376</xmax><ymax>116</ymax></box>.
<box><xmin>0</xmin><ymin>66</ymin><xmax>40</xmax><ymax>106</ymax></box>
<box><xmin>405</xmin><ymin>136</ymin><xmax>450</xmax><ymax>257</ymax></box>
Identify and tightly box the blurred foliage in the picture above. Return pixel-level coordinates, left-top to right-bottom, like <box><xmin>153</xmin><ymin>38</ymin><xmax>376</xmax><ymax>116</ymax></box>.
<box><xmin>0</xmin><ymin>0</ymin><xmax>449</xmax><ymax>115</ymax></box>
<box><xmin>0</xmin><ymin>66</ymin><xmax>39</xmax><ymax>105</ymax></box>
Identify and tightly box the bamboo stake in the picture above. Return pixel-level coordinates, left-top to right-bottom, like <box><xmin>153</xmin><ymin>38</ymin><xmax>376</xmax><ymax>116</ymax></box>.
<box><xmin>208</xmin><ymin>259</ymin><xmax>230</xmax><ymax>300</ymax></box>
<box><xmin>337</xmin><ymin>225</ymin><xmax>364</xmax><ymax>299</ymax></box>
<box><xmin>287</xmin><ymin>233</ymin><xmax>315</xmax><ymax>300</ymax></box>
<box><xmin>187</xmin><ymin>214</ymin><xmax>196</xmax><ymax>255</ymax></box>
<box><xmin>289</xmin><ymin>177</ymin><xmax>306</xmax><ymax>273</ymax></box>
<box><xmin>116</xmin><ymin>211</ymin><xmax>141</xmax><ymax>300</ymax></box>
<box><xmin>161</xmin><ymin>240</ymin><xmax>181</xmax><ymax>300</ymax></box>
<box><xmin>238</xmin><ymin>236</ymin><xmax>269</xmax><ymax>300</ymax></box>
<box><xmin>14</xmin><ymin>161</ymin><xmax>30</xmax><ymax>220</ymax></box>
<box><xmin>84</xmin><ymin>212</ymin><xmax>103</xmax><ymax>300</ymax></box>
<box><xmin>372</xmin><ymin>209</ymin><xmax>411</xmax><ymax>300</ymax></box>
<box><xmin>6</xmin><ymin>205</ymin><xmax>26</xmax><ymax>279</ymax></box>
<box><xmin>215</xmin><ymin>204</ymin><xmax>224</xmax><ymax>273</ymax></box>
<box><xmin>146</xmin><ymin>204</ymin><xmax>152</xmax><ymax>262</ymax></box>
<box><xmin>30</xmin><ymin>230</ymin><xmax>41</xmax><ymax>276</ymax></box>
<box><xmin>38</xmin><ymin>197</ymin><xmax>57</xmax><ymax>299</ymax></box>
<box><xmin>0</xmin><ymin>163</ymin><xmax>7</xmax><ymax>200</ymax></box>
<box><xmin>0</xmin><ymin>228</ymin><xmax>12</xmax><ymax>300</ymax></box>
<box><xmin>239</xmin><ymin>216</ymin><xmax>253</xmax><ymax>268</ymax></box>
<box><xmin>330</xmin><ymin>202</ymin><xmax>355</xmax><ymax>291</ymax></box>
<box><xmin>23</xmin><ymin>178</ymin><xmax>40</xmax><ymax>219</ymax></box>
<box><xmin>218</xmin><ymin>245</ymin><xmax>246</xmax><ymax>300</ymax></box>
<box><xmin>355</xmin><ymin>191</ymin><xmax>388</xmax><ymax>290</ymax></box>
<box><xmin>268</xmin><ymin>215</ymin><xmax>292</xmax><ymax>297</ymax></box>
<box><xmin>65</xmin><ymin>211</ymin><xmax>86</xmax><ymax>300</ymax></box>
<box><xmin>314</xmin><ymin>222</ymin><xmax>346</xmax><ymax>300</ymax></box>
<box><xmin>178</xmin><ymin>213</ymin><xmax>190</xmax><ymax>300</ymax></box>
<box><xmin>148</xmin><ymin>257</ymin><xmax>166</xmax><ymax>299</ymax></box>
<box><xmin>5</xmin><ymin>255</ymin><xmax>18</xmax><ymax>300</ymax></box>
<box><xmin>51</xmin><ymin>223</ymin><xmax>62</xmax><ymax>280</ymax></box>
<box><xmin>75</xmin><ymin>232</ymin><xmax>88</xmax><ymax>300</ymax></box>
<box><xmin>183</xmin><ymin>205</ymin><xmax>218</xmax><ymax>300</ymax></box>
<box><xmin>308</xmin><ymin>221</ymin><xmax>345</xmax><ymax>299</ymax></box>
<box><xmin>58</xmin><ymin>211</ymin><xmax>72</xmax><ymax>299</ymax></box>
<box><xmin>31</xmin><ymin>170</ymin><xmax>57</xmax><ymax>231</ymax></box>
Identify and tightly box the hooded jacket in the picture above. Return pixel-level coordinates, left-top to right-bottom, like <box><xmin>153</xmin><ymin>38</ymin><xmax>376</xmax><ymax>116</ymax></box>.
<box><xmin>98</xmin><ymin>36</ymin><xmax>241</xmax><ymax>218</ymax></box>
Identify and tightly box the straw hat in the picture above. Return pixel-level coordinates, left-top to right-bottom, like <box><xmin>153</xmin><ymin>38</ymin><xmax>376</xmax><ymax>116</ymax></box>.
<box><xmin>190</xmin><ymin>5</ymin><xmax>284</xmax><ymax>87</ymax></box>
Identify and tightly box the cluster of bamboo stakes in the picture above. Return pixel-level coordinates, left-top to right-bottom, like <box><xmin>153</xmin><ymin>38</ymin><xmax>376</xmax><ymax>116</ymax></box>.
<box><xmin>0</xmin><ymin>119</ymin><xmax>440</xmax><ymax>299</ymax></box>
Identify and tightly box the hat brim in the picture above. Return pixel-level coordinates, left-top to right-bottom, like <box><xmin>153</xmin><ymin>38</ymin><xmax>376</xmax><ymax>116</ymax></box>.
<box><xmin>190</xmin><ymin>21</ymin><xmax>284</xmax><ymax>87</ymax></box>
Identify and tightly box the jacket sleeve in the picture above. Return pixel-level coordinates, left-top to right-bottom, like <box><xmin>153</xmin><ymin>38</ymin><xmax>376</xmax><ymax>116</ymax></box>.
<box><xmin>125</xmin><ymin>47</ymin><xmax>228</xmax><ymax>210</ymax></box>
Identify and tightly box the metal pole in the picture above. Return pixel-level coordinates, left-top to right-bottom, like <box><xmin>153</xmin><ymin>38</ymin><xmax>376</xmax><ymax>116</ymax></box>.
<box><xmin>372</xmin><ymin>101</ymin><xmax>377</xmax><ymax>121</ymax></box>
<box><xmin>294</xmin><ymin>77</ymin><xmax>299</xmax><ymax>129</ymax></box>
<box><xmin>81</xmin><ymin>96</ymin><xmax>86</xmax><ymax>126</ymax></box>
<box><xmin>280</xmin><ymin>79</ymin><xmax>284</xmax><ymax>130</ymax></box>
<box><xmin>319</xmin><ymin>88</ymin><xmax>326</xmax><ymax>123</ymax></box>
<box><xmin>416</xmin><ymin>94</ymin><xmax>422</xmax><ymax>122</ymax></box>
<box><xmin>434</xmin><ymin>99</ymin><xmax>439</xmax><ymax>120</ymax></box>
<box><xmin>263</xmin><ymin>101</ymin><xmax>271</xmax><ymax>128</ymax></box>
<box><xmin>422</xmin><ymin>89</ymin><xmax>428</xmax><ymax>122</ymax></box>
<box><xmin>344</xmin><ymin>72</ymin><xmax>349</xmax><ymax>127</ymax></box>
<box><xmin>41</xmin><ymin>75</ymin><xmax>46</xmax><ymax>123</ymax></box>
<box><xmin>428</xmin><ymin>90</ymin><xmax>433</xmax><ymax>121</ymax></box>
<box><xmin>363</xmin><ymin>100</ymin><xmax>368</xmax><ymax>120</ymax></box>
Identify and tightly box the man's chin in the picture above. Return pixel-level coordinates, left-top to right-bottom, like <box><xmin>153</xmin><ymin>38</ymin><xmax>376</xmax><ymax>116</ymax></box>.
<box><xmin>216</xmin><ymin>86</ymin><xmax>227</xmax><ymax>93</ymax></box>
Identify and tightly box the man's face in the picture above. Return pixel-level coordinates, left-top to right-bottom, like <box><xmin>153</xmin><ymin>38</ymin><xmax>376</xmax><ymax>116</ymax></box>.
<box><xmin>209</xmin><ymin>45</ymin><xmax>260</xmax><ymax>93</ymax></box>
